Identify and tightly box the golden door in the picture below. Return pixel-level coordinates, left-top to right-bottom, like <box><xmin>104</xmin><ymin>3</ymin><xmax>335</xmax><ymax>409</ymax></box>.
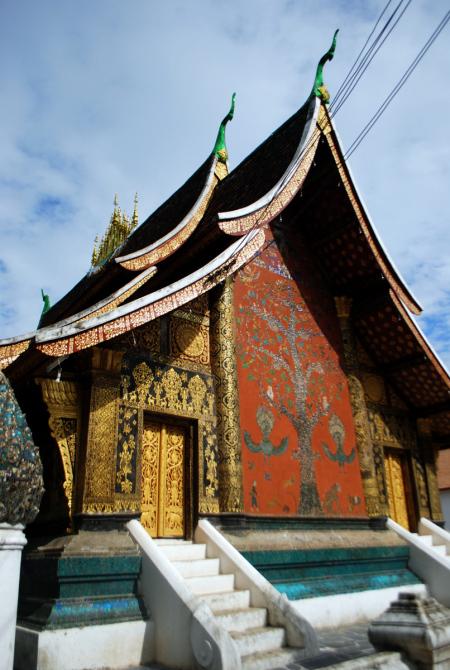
<box><xmin>384</xmin><ymin>450</ymin><xmax>412</xmax><ymax>530</ymax></box>
<box><xmin>141</xmin><ymin>420</ymin><xmax>185</xmax><ymax>538</ymax></box>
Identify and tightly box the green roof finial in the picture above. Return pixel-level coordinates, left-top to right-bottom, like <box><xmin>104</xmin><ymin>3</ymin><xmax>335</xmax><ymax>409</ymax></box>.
<box><xmin>311</xmin><ymin>29</ymin><xmax>339</xmax><ymax>104</ymax></box>
<box><xmin>213</xmin><ymin>93</ymin><xmax>236</xmax><ymax>164</ymax></box>
<box><xmin>41</xmin><ymin>288</ymin><xmax>51</xmax><ymax>315</ymax></box>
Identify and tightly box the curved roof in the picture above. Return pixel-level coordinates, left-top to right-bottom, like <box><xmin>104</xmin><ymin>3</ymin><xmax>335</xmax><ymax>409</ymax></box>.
<box><xmin>116</xmin><ymin>155</ymin><xmax>220</xmax><ymax>270</ymax></box>
<box><xmin>2</xmin><ymin>84</ymin><xmax>449</xmax><ymax>443</ymax></box>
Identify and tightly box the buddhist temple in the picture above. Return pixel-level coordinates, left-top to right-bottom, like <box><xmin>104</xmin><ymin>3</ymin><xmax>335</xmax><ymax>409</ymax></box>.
<box><xmin>3</xmin><ymin>32</ymin><xmax>450</xmax><ymax>670</ymax></box>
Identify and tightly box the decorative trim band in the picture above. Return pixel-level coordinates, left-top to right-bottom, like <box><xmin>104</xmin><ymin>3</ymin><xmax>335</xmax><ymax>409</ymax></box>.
<box><xmin>217</xmin><ymin>97</ymin><xmax>321</xmax><ymax>235</ymax></box>
<box><xmin>36</xmin><ymin>230</ymin><xmax>266</xmax><ymax>357</ymax></box>
<box><xmin>0</xmin><ymin>338</ymin><xmax>32</xmax><ymax>370</ymax></box>
<box><xmin>116</xmin><ymin>156</ymin><xmax>219</xmax><ymax>271</ymax></box>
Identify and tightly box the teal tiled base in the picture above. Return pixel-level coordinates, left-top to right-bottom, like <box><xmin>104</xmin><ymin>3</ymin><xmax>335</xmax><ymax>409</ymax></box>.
<box><xmin>242</xmin><ymin>545</ymin><xmax>423</xmax><ymax>600</ymax></box>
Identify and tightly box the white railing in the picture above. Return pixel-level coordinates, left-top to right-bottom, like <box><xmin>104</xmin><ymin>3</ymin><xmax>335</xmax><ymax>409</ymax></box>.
<box><xmin>195</xmin><ymin>519</ymin><xmax>318</xmax><ymax>655</ymax></box>
<box><xmin>419</xmin><ymin>517</ymin><xmax>450</xmax><ymax>554</ymax></box>
<box><xmin>127</xmin><ymin>520</ymin><xmax>239</xmax><ymax>670</ymax></box>
<box><xmin>387</xmin><ymin>517</ymin><xmax>450</xmax><ymax>607</ymax></box>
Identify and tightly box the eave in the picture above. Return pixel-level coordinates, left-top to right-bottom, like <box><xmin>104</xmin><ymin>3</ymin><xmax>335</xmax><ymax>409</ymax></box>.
<box><xmin>116</xmin><ymin>155</ymin><xmax>221</xmax><ymax>270</ymax></box>
<box><xmin>217</xmin><ymin>97</ymin><xmax>321</xmax><ymax>235</ymax></box>
<box><xmin>0</xmin><ymin>265</ymin><xmax>157</xmax><ymax>370</ymax></box>
<box><xmin>34</xmin><ymin>230</ymin><xmax>265</xmax><ymax>357</ymax></box>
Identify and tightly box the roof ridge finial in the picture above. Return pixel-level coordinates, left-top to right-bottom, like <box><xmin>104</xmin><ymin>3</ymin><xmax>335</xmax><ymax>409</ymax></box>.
<box><xmin>40</xmin><ymin>288</ymin><xmax>51</xmax><ymax>316</ymax></box>
<box><xmin>311</xmin><ymin>29</ymin><xmax>339</xmax><ymax>104</ymax></box>
<box><xmin>213</xmin><ymin>93</ymin><xmax>236</xmax><ymax>164</ymax></box>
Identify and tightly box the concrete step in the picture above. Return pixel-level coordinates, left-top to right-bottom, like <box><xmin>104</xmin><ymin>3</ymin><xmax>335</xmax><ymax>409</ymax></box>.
<box><xmin>158</xmin><ymin>542</ymin><xmax>206</xmax><ymax>561</ymax></box>
<box><xmin>215</xmin><ymin>607</ymin><xmax>267</xmax><ymax>632</ymax></box>
<box><xmin>230</xmin><ymin>626</ymin><xmax>285</xmax><ymax>656</ymax></box>
<box><xmin>241</xmin><ymin>646</ymin><xmax>305</xmax><ymax>670</ymax></box>
<box><xmin>431</xmin><ymin>544</ymin><xmax>448</xmax><ymax>556</ymax></box>
<box><xmin>185</xmin><ymin>573</ymin><xmax>235</xmax><ymax>595</ymax></box>
<box><xmin>414</xmin><ymin>533</ymin><xmax>433</xmax><ymax>545</ymax></box>
<box><xmin>172</xmin><ymin>558</ymin><xmax>220</xmax><ymax>578</ymax></box>
<box><xmin>200</xmin><ymin>589</ymin><xmax>251</xmax><ymax>612</ymax></box>
<box><xmin>154</xmin><ymin>538</ymin><xmax>193</xmax><ymax>546</ymax></box>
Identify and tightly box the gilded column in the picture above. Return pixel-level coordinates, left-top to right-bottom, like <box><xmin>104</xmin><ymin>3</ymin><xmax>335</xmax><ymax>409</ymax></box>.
<box><xmin>417</xmin><ymin>418</ymin><xmax>443</xmax><ymax>522</ymax></box>
<box><xmin>210</xmin><ymin>278</ymin><xmax>243</xmax><ymax>513</ymax></box>
<box><xmin>81</xmin><ymin>348</ymin><xmax>123</xmax><ymax>515</ymax></box>
<box><xmin>37</xmin><ymin>378</ymin><xmax>80</xmax><ymax>519</ymax></box>
<box><xmin>335</xmin><ymin>297</ymin><xmax>381</xmax><ymax>517</ymax></box>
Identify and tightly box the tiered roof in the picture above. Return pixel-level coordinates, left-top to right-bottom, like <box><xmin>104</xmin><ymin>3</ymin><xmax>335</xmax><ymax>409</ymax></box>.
<box><xmin>2</xmin><ymin>36</ymin><xmax>449</xmax><ymax>445</ymax></box>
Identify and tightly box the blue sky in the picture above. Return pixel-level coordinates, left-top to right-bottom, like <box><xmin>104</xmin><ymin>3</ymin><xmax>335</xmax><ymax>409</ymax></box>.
<box><xmin>1</xmin><ymin>1</ymin><xmax>449</xmax><ymax>367</ymax></box>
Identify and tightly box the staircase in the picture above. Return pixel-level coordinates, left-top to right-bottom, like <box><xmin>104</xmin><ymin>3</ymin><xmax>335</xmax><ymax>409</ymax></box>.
<box><xmin>411</xmin><ymin>519</ymin><xmax>450</xmax><ymax>563</ymax></box>
<box><xmin>154</xmin><ymin>538</ymin><xmax>306</xmax><ymax>670</ymax></box>
<box><xmin>387</xmin><ymin>517</ymin><xmax>450</xmax><ymax>607</ymax></box>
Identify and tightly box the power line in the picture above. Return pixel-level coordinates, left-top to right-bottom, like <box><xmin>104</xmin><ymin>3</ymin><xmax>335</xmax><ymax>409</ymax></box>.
<box><xmin>331</xmin><ymin>0</ymin><xmax>412</xmax><ymax>117</ymax></box>
<box><xmin>331</xmin><ymin>0</ymin><xmax>395</xmax><ymax>108</ymax></box>
<box><xmin>345</xmin><ymin>9</ymin><xmax>450</xmax><ymax>159</ymax></box>
<box><xmin>208</xmin><ymin>6</ymin><xmax>448</xmax><ymax>278</ymax></box>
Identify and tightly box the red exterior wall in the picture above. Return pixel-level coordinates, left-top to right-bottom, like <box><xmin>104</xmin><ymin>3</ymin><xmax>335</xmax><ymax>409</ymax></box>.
<box><xmin>234</xmin><ymin>228</ymin><xmax>366</xmax><ymax>517</ymax></box>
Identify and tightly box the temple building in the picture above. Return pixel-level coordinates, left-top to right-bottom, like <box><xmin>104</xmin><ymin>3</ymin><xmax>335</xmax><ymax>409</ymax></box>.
<box><xmin>2</xmin><ymin>33</ymin><xmax>450</xmax><ymax>670</ymax></box>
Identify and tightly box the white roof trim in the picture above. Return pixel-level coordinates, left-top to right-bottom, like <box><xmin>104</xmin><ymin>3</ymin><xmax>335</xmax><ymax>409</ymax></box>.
<box><xmin>37</xmin><ymin>230</ymin><xmax>261</xmax><ymax>342</ymax></box>
<box><xmin>116</xmin><ymin>156</ymin><xmax>217</xmax><ymax>264</ymax></box>
<box><xmin>218</xmin><ymin>97</ymin><xmax>320</xmax><ymax>221</ymax></box>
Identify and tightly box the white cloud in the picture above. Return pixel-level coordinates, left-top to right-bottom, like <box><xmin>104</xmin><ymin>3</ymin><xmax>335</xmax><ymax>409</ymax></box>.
<box><xmin>0</xmin><ymin>0</ymin><xmax>449</xmax><ymax>367</ymax></box>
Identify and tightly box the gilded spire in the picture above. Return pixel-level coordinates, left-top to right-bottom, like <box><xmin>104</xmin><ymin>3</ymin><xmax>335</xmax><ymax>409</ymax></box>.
<box><xmin>131</xmin><ymin>192</ymin><xmax>138</xmax><ymax>230</ymax></box>
<box><xmin>311</xmin><ymin>29</ymin><xmax>339</xmax><ymax>104</ymax></box>
<box><xmin>91</xmin><ymin>194</ymin><xmax>137</xmax><ymax>267</ymax></box>
<box><xmin>213</xmin><ymin>93</ymin><xmax>236</xmax><ymax>164</ymax></box>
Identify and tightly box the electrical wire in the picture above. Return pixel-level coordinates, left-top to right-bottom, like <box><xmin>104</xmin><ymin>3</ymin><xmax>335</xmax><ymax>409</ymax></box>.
<box><xmin>331</xmin><ymin>0</ymin><xmax>395</xmax><ymax>109</ymax></box>
<box><xmin>331</xmin><ymin>0</ymin><xmax>412</xmax><ymax>117</ymax></box>
<box><xmin>217</xmin><ymin>0</ymin><xmax>413</xmax><ymax>266</ymax></box>
<box><xmin>345</xmin><ymin>9</ymin><xmax>450</xmax><ymax>159</ymax></box>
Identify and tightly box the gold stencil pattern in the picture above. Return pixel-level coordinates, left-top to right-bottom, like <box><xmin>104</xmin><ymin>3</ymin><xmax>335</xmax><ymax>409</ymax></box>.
<box><xmin>210</xmin><ymin>278</ymin><xmax>244</xmax><ymax>512</ymax></box>
<box><xmin>48</xmin><ymin>417</ymin><xmax>77</xmax><ymax>517</ymax></box>
<box><xmin>84</xmin><ymin>382</ymin><xmax>119</xmax><ymax>512</ymax></box>
<box><xmin>37</xmin><ymin>229</ymin><xmax>265</xmax><ymax>357</ymax></box>
<box><xmin>334</xmin><ymin>299</ymin><xmax>381</xmax><ymax>516</ymax></box>
<box><xmin>141</xmin><ymin>422</ymin><xmax>185</xmax><ymax>537</ymax></box>
<box><xmin>384</xmin><ymin>451</ymin><xmax>410</xmax><ymax>529</ymax></box>
<box><xmin>170</xmin><ymin>318</ymin><xmax>210</xmax><ymax>365</ymax></box>
<box><xmin>122</xmin><ymin>358</ymin><xmax>219</xmax><ymax>514</ymax></box>
<box><xmin>0</xmin><ymin>338</ymin><xmax>32</xmax><ymax>370</ymax></box>
<box><xmin>37</xmin><ymin>378</ymin><xmax>80</xmax><ymax>518</ymax></box>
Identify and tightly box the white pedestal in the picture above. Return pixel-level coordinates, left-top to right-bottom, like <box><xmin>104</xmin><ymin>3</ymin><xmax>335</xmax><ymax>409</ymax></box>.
<box><xmin>0</xmin><ymin>523</ymin><xmax>27</xmax><ymax>670</ymax></box>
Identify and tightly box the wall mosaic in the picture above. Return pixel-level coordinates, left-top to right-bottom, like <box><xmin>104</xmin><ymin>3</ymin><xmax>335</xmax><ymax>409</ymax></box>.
<box><xmin>234</xmin><ymin>229</ymin><xmax>365</xmax><ymax>517</ymax></box>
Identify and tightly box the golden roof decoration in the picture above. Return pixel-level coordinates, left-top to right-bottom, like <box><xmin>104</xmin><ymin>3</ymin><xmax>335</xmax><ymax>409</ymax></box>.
<box><xmin>91</xmin><ymin>194</ymin><xmax>139</xmax><ymax>267</ymax></box>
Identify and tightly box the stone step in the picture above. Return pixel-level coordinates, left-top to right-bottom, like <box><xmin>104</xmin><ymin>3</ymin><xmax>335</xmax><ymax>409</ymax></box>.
<box><xmin>230</xmin><ymin>626</ymin><xmax>285</xmax><ymax>657</ymax></box>
<box><xmin>215</xmin><ymin>607</ymin><xmax>267</xmax><ymax>632</ymax></box>
<box><xmin>199</xmin><ymin>589</ymin><xmax>251</xmax><ymax>612</ymax></box>
<box><xmin>172</xmin><ymin>558</ymin><xmax>220</xmax><ymax>578</ymax></box>
<box><xmin>185</xmin><ymin>573</ymin><xmax>235</xmax><ymax>595</ymax></box>
<box><xmin>158</xmin><ymin>542</ymin><xmax>206</xmax><ymax>561</ymax></box>
<box><xmin>241</xmin><ymin>647</ymin><xmax>305</xmax><ymax>670</ymax></box>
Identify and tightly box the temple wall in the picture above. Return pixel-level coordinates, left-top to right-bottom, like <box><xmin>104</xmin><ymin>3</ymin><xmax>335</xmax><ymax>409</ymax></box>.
<box><xmin>233</xmin><ymin>230</ymin><xmax>366</xmax><ymax>518</ymax></box>
<box><xmin>357</xmin><ymin>342</ymin><xmax>442</xmax><ymax>526</ymax></box>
